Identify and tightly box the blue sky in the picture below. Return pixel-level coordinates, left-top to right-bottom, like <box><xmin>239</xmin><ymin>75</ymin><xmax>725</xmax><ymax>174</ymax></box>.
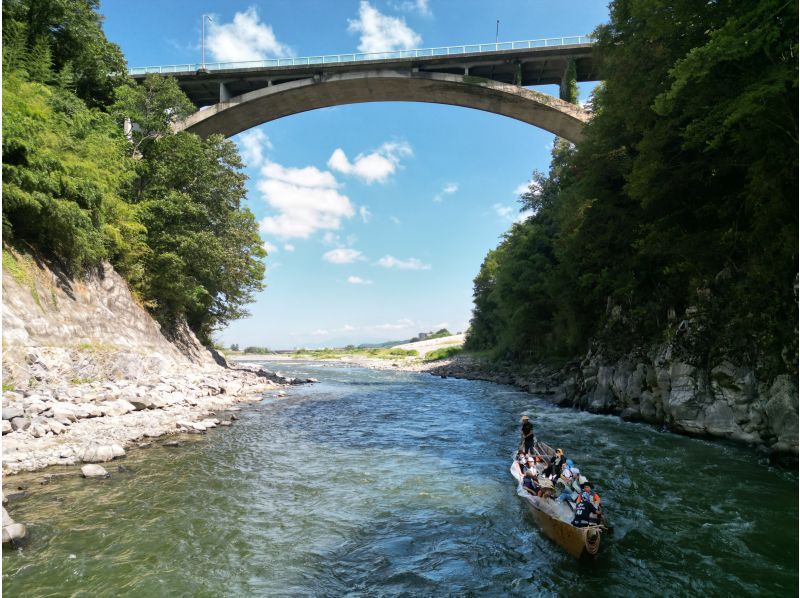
<box><xmin>101</xmin><ymin>1</ymin><xmax>610</xmax><ymax>349</ymax></box>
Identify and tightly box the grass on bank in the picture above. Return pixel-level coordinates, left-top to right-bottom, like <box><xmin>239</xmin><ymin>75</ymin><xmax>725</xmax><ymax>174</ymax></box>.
<box><xmin>424</xmin><ymin>346</ymin><xmax>464</xmax><ymax>361</ymax></box>
<box><xmin>291</xmin><ymin>347</ymin><xmax>418</xmax><ymax>360</ymax></box>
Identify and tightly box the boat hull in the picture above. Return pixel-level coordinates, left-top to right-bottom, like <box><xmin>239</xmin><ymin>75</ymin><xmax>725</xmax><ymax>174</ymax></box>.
<box><xmin>511</xmin><ymin>460</ymin><xmax>602</xmax><ymax>558</ymax></box>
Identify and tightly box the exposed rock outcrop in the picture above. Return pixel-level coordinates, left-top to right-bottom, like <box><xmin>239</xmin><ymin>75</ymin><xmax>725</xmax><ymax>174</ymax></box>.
<box><xmin>431</xmin><ymin>347</ymin><xmax>798</xmax><ymax>458</ymax></box>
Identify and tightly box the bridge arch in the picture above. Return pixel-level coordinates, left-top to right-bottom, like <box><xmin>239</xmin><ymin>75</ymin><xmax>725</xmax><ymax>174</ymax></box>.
<box><xmin>176</xmin><ymin>70</ymin><xmax>590</xmax><ymax>143</ymax></box>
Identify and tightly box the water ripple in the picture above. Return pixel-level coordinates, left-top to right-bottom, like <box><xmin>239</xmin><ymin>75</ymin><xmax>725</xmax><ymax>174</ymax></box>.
<box><xmin>2</xmin><ymin>361</ymin><xmax>797</xmax><ymax>596</ymax></box>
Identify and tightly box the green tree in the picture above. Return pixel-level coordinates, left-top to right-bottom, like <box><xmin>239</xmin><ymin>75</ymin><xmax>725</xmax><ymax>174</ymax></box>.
<box><xmin>2</xmin><ymin>73</ymin><xmax>141</xmax><ymax>274</ymax></box>
<box><xmin>130</xmin><ymin>132</ymin><xmax>266</xmax><ymax>342</ymax></box>
<box><xmin>2</xmin><ymin>0</ymin><xmax>127</xmax><ymax>106</ymax></box>
<box><xmin>111</xmin><ymin>75</ymin><xmax>196</xmax><ymax>155</ymax></box>
<box><xmin>467</xmin><ymin>0</ymin><xmax>797</xmax><ymax>375</ymax></box>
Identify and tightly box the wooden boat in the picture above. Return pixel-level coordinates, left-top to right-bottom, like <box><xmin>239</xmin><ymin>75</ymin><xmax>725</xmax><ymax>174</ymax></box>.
<box><xmin>510</xmin><ymin>441</ymin><xmax>605</xmax><ymax>558</ymax></box>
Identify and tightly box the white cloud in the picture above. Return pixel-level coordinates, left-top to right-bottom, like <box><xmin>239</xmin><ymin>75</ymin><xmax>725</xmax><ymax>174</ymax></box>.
<box><xmin>359</xmin><ymin>206</ymin><xmax>372</xmax><ymax>223</ymax></box>
<box><xmin>236</xmin><ymin>129</ymin><xmax>272</xmax><ymax>168</ymax></box>
<box><xmin>516</xmin><ymin>209</ymin><xmax>534</xmax><ymax>223</ymax></box>
<box><xmin>376</xmin><ymin>255</ymin><xmax>431</xmax><ymax>270</ymax></box>
<box><xmin>375</xmin><ymin>318</ymin><xmax>415</xmax><ymax>330</ymax></box>
<box><xmin>392</xmin><ymin>0</ymin><xmax>432</xmax><ymax>17</ymax></box>
<box><xmin>258</xmin><ymin>160</ymin><xmax>354</xmax><ymax>239</ymax></box>
<box><xmin>493</xmin><ymin>203</ymin><xmax>515</xmax><ymax>219</ymax></box>
<box><xmin>312</xmin><ymin>329</ymin><xmax>329</xmax><ymax>336</ymax></box>
<box><xmin>283</xmin><ymin>243</ymin><xmax>295</xmax><ymax>252</ymax></box>
<box><xmin>322</xmin><ymin>232</ymin><xmax>339</xmax><ymax>245</ymax></box>
<box><xmin>263</xmin><ymin>241</ymin><xmax>278</xmax><ymax>254</ymax></box>
<box><xmin>433</xmin><ymin>181</ymin><xmax>458</xmax><ymax>202</ymax></box>
<box><xmin>348</xmin><ymin>1</ymin><xmax>422</xmax><ymax>53</ymax></box>
<box><xmin>347</xmin><ymin>275</ymin><xmax>373</xmax><ymax>285</ymax></box>
<box><xmin>328</xmin><ymin>142</ymin><xmax>412</xmax><ymax>184</ymax></box>
<box><xmin>343</xmin><ymin>324</ymin><xmax>357</xmax><ymax>331</ymax></box>
<box><xmin>493</xmin><ymin>202</ymin><xmax>533</xmax><ymax>223</ymax></box>
<box><xmin>207</xmin><ymin>7</ymin><xmax>293</xmax><ymax>62</ymax></box>
<box><xmin>514</xmin><ymin>181</ymin><xmax>530</xmax><ymax>197</ymax></box>
<box><xmin>323</xmin><ymin>248</ymin><xmax>364</xmax><ymax>264</ymax></box>
<box><xmin>389</xmin><ymin>216</ymin><xmax>401</xmax><ymax>225</ymax></box>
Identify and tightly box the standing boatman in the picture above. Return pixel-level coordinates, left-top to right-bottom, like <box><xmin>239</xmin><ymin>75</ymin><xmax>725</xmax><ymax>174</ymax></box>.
<box><xmin>520</xmin><ymin>415</ymin><xmax>535</xmax><ymax>455</ymax></box>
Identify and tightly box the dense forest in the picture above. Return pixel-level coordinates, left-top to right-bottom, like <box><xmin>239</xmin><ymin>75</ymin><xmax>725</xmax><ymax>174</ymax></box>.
<box><xmin>2</xmin><ymin>0</ymin><xmax>266</xmax><ymax>344</ymax></box>
<box><xmin>467</xmin><ymin>0</ymin><xmax>798</xmax><ymax>378</ymax></box>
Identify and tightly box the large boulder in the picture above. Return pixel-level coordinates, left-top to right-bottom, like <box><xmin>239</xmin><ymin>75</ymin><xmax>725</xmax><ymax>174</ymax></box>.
<box><xmin>81</xmin><ymin>464</ymin><xmax>109</xmax><ymax>478</ymax></box>
<box><xmin>1</xmin><ymin>507</ymin><xmax>28</xmax><ymax>545</ymax></box>
<box><xmin>2</xmin><ymin>406</ymin><xmax>23</xmax><ymax>420</ymax></box>
<box><xmin>82</xmin><ymin>443</ymin><xmax>124</xmax><ymax>463</ymax></box>
<box><xmin>99</xmin><ymin>399</ymin><xmax>136</xmax><ymax>417</ymax></box>
<box><xmin>51</xmin><ymin>403</ymin><xmax>78</xmax><ymax>422</ymax></box>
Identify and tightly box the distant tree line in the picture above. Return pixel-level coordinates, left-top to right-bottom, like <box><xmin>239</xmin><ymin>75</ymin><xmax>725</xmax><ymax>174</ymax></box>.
<box><xmin>467</xmin><ymin>0</ymin><xmax>797</xmax><ymax>378</ymax></box>
<box><xmin>2</xmin><ymin>0</ymin><xmax>266</xmax><ymax>345</ymax></box>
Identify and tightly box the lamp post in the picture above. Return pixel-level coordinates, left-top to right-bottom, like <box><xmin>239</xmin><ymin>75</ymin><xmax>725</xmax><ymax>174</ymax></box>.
<box><xmin>495</xmin><ymin>19</ymin><xmax>500</xmax><ymax>45</ymax></box>
<box><xmin>201</xmin><ymin>14</ymin><xmax>213</xmax><ymax>71</ymax></box>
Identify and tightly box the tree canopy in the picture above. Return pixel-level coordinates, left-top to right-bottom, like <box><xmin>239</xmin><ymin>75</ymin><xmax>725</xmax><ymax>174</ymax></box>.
<box><xmin>467</xmin><ymin>0</ymin><xmax>797</xmax><ymax>377</ymax></box>
<box><xmin>2</xmin><ymin>0</ymin><xmax>267</xmax><ymax>345</ymax></box>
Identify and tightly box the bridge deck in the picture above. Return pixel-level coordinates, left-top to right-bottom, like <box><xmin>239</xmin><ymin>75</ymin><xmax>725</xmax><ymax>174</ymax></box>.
<box><xmin>131</xmin><ymin>39</ymin><xmax>597</xmax><ymax>108</ymax></box>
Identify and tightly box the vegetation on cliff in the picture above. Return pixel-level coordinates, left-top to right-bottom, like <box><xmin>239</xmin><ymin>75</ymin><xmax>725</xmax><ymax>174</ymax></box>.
<box><xmin>2</xmin><ymin>0</ymin><xmax>265</xmax><ymax>344</ymax></box>
<box><xmin>466</xmin><ymin>0</ymin><xmax>798</xmax><ymax>378</ymax></box>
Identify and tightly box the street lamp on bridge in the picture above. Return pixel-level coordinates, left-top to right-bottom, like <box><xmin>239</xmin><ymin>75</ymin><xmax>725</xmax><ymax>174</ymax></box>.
<box><xmin>199</xmin><ymin>14</ymin><xmax>213</xmax><ymax>73</ymax></box>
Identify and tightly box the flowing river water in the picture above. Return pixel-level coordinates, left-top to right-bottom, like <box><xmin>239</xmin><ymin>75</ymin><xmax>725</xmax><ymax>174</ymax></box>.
<box><xmin>2</xmin><ymin>361</ymin><xmax>797</xmax><ymax>596</ymax></box>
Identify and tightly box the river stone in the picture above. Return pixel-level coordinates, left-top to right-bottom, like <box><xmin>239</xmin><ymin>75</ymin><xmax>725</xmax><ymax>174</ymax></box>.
<box><xmin>1</xmin><ymin>507</ymin><xmax>11</xmax><ymax>527</ymax></box>
<box><xmin>81</xmin><ymin>464</ymin><xmax>109</xmax><ymax>478</ymax></box>
<box><xmin>2</xmin><ymin>522</ymin><xmax>28</xmax><ymax>545</ymax></box>
<box><xmin>1</xmin><ymin>420</ymin><xmax>11</xmax><ymax>435</ymax></box>
<box><xmin>30</xmin><ymin>422</ymin><xmax>49</xmax><ymax>438</ymax></box>
<box><xmin>99</xmin><ymin>399</ymin><xmax>136</xmax><ymax>417</ymax></box>
<box><xmin>82</xmin><ymin>445</ymin><xmax>115</xmax><ymax>463</ymax></box>
<box><xmin>110</xmin><ymin>444</ymin><xmax>126</xmax><ymax>458</ymax></box>
<box><xmin>51</xmin><ymin>404</ymin><xmax>78</xmax><ymax>422</ymax></box>
<box><xmin>10</xmin><ymin>417</ymin><xmax>30</xmax><ymax>432</ymax></box>
<box><xmin>219</xmin><ymin>420</ymin><xmax>232</xmax><ymax>426</ymax></box>
<box><xmin>48</xmin><ymin>420</ymin><xmax>67</xmax><ymax>435</ymax></box>
<box><xmin>2</xmin><ymin>407</ymin><xmax>23</xmax><ymax>420</ymax></box>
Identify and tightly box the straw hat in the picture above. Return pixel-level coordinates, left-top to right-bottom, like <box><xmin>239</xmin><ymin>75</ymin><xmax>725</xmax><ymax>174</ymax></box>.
<box><xmin>520</xmin><ymin>415</ymin><xmax>529</xmax><ymax>421</ymax></box>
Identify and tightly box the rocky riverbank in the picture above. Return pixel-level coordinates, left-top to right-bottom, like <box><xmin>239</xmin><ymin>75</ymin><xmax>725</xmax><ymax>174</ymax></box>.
<box><xmin>424</xmin><ymin>351</ymin><xmax>798</xmax><ymax>461</ymax></box>
<box><xmin>0</xmin><ymin>254</ymin><xmax>316</xmax><ymax>545</ymax></box>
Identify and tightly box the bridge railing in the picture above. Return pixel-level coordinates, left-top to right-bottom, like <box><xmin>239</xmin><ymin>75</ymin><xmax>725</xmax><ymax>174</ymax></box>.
<box><xmin>129</xmin><ymin>35</ymin><xmax>594</xmax><ymax>76</ymax></box>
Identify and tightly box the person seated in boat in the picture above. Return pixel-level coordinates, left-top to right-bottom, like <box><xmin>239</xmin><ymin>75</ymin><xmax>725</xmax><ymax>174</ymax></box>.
<box><xmin>543</xmin><ymin>448</ymin><xmax>566</xmax><ymax>479</ymax></box>
<box><xmin>522</xmin><ymin>469</ymin><xmax>540</xmax><ymax>495</ymax></box>
<box><xmin>520</xmin><ymin>415</ymin><xmax>535</xmax><ymax>454</ymax></box>
<box><xmin>569</xmin><ymin>466</ymin><xmax>587</xmax><ymax>493</ymax></box>
<box><xmin>555</xmin><ymin>462</ymin><xmax>576</xmax><ymax>503</ymax></box>
<box><xmin>588</xmin><ymin>489</ymin><xmax>603</xmax><ymax>524</ymax></box>
<box><xmin>571</xmin><ymin>482</ymin><xmax>599</xmax><ymax>527</ymax></box>
<box><xmin>535</xmin><ymin>476</ymin><xmax>555</xmax><ymax>498</ymax></box>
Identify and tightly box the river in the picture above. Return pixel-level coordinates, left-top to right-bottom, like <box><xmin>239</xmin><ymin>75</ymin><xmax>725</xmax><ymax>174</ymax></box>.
<box><xmin>2</xmin><ymin>361</ymin><xmax>797</xmax><ymax>596</ymax></box>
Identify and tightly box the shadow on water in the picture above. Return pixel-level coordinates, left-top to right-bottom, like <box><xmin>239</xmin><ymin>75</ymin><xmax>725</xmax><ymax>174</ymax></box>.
<box><xmin>2</xmin><ymin>361</ymin><xmax>797</xmax><ymax>597</ymax></box>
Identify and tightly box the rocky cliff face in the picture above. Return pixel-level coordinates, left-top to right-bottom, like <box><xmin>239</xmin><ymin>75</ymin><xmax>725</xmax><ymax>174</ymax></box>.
<box><xmin>433</xmin><ymin>338</ymin><xmax>798</xmax><ymax>458</ymax></box>
<box><xmin>2</xmin><ymin>250</ymin><xmax>217</xmax><ymax>388</ymax></box>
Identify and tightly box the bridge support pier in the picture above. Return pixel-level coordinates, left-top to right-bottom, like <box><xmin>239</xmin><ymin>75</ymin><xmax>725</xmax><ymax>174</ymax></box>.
<box><xmin>559</xmin><ymin>58</ymin><xmax>578</xmax><ymax>103</ymax></box>
<box><xmin>219</xmin><ymin>82</ymin><xmax>231</xmax><ymax>102</ymax></box>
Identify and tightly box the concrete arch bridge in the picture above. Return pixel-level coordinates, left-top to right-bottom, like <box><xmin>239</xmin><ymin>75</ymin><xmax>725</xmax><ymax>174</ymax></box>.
<box><xmin>129</xmin><ymin>36</ymin><xmax>599</xmax><ymax>144</ymax></box>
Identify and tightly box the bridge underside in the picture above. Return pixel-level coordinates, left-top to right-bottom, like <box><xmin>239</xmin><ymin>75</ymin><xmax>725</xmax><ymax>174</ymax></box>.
<box><xmin>178</xmin><ymin>71</ymin><xmax>591</xmax><ymax>144</ymax></box>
